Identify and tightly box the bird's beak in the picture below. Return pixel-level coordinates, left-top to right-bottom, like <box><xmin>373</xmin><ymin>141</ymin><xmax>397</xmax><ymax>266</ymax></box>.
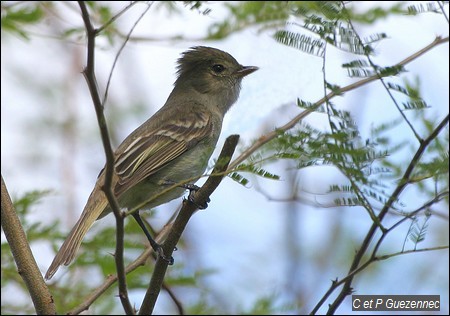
<box><xmin>236</xmin><ymin>65</ymin><xmax>259</xmax><ymax>77</ymax></box>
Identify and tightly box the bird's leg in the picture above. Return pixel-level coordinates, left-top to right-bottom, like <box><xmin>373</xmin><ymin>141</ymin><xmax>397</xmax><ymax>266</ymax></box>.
<box><xmin>132</xmin><ymin>212</ymin><xmax>174</xmax><ymax>265</ymax></box>
<box><xmin>162</xmin><ymin>180</ymin><xmax>210</xmax><ymax>209</ymax></box>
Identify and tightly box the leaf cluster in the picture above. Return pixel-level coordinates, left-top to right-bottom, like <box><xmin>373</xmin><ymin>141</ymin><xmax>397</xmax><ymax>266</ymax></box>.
<box><xmin>1</xmin><ymin>2</ymin><xmax>46</xmax><ymax>39</ymax></box>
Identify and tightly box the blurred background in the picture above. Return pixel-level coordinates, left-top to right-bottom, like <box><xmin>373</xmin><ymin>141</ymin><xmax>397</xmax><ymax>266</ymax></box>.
<box><xmin>1</xmin><ymin>1</ymin><xmax>449</xmax><ymax>314</ymax></box>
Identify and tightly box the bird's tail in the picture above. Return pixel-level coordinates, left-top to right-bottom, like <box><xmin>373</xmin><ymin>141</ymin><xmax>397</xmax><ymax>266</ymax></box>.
<box><xmin>45</xmin><ymin>188</ymin><xmax>108</xmax><ymax>280</ymax></box>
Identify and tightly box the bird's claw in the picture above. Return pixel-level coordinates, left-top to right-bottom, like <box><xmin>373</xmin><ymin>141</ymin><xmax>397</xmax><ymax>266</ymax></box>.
<box><xmin>156</xmin><ymin>245</ymin><xmax>174</xmax><ymax>265</ymax></box>
<box><xmin>163</xmin><ymin>179</ymin><xmax>210</xmax><ymax>209</ymax></box>
<box><xmin>187</xmin><ymin>191</ymin><xmax>210</xmax><ymax>209</ymax></box>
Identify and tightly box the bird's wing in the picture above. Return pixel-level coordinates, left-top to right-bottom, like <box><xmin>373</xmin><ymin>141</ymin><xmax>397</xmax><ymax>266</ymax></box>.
<box><xmin>113</xmin><ymin>110</ymin><xmax>212</xmax><ymax>196</ymax></box>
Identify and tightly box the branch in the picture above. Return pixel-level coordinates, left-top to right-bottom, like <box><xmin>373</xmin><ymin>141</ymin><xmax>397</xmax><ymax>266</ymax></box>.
<box><xmin>138</xmin><ymin>135</ymin><xmax>240</xmax><ymax>315</ymax></box>
<box><xmin>103</xmin><ymin>2</ymin><xmax>152</xmax><ymax>106</ymax></box>
<box><xmin>324</xmin><ymin>114</ymin><xmax>449</xmax><ymax>314</ymax></box>
<box><xmin>77</xmin><ymin>2</ymin><xmax>133</xmax><ymax>314</ymax></box>
<box><xmin>342</xmin><ymin>2</ymin><xmax>422</xmax><ymax>142</ymax></box>
<box><xmin>311</xmin><ymin>188</ymin><xmax>449</xmax><ymax>314</ymax></box>
<box><xmin>69</xmin><ymin>135</ymin><xmax>240</xmax><ymax>314</ymax></box>
<box><xmin>224</xmin><ymin>37</ymin><xmax>449</xmax><ymax>315</ymax></box>
<box><xmin>375</xmin><ymin>246</ymin><xmax>449</xmax><ymax>260</ymax></box>
<box><xmin>1</xmin><ymin>175</ymin><xmax>56</xmax><ymax>315</ymax></box>
<box><xmin>310</xmin><ymin>244</ymin><xmax>448</xmax><ymax>315</ymax></box>
<box><xmin>68</xmin><ymin>221</ymin><xmax>174</xmax><ymax>314</ymax></box>
<box><xmin>95</xmin><ymin>1</ymin><xmax>141</xmax><ymax>35</ymax></box>
<box><xmin>228</xmin><ymin>35</ymin><xmax>449</xmax><ymax>171</ymax></box>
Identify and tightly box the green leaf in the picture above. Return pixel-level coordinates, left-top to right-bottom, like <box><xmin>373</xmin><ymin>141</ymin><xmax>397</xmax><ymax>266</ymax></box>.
<box><xmin>1</xmin><ymin>4</ymin><xmax>44</xmax><ymax>39</ymax></box>
<box><xmin>342</xmin><ymin>59</ymin><xmax>374</xmax><ymax>77</ymax></box>
<box><xmin>296</xmin><ymin>98</ymin><xmax>326</xmax><ymax>112</ymax></box>
<box><xmin>346</xmin><ymin>68</ymin><xmax>375</xmax><ymax>78</ymax></box>
<box><xmin>362</xmin><ymin>32</ymin><xmax>388</xmax><ymax>45</ymax></box>
<box><xmin>386</xmin><ymin>82</ymin><xmax>411</xmax><ymax>95</ymax></box>
<box><xmin>336</xmin><ymin>25</ymin><xmax>368</xmax><ymax>55</ymax></box>
<box><xmin>344</xmin><ymin>64</ymin><xmax>406</xmax><ymax>78</ymax></box>
<box><xmin>387</xmin><ymin>81</ymin><xmax>423</xmax><ymax>101</ymax></box>
<box><xmin>296</xmin><ymin>98</ymin><xmax>315</xmax><ymax>109</ymax></box>
<box><xmin>184</xmin><ymin>1</ymin><xmax>212</xmax><ymax>15</ymax></box>
<box><xmin>334</xmin><ymin>196</ymin><xmax>363</xmax><ymax>206</ymax></box>
<box><xmin>342</xmin><ymin>59</ymin><xmax>371</xmax><ymax>69</ymax></box>
<box><xmin>13</xmin><ymin>190</ymin><xmax>52</xmax><ymax>223</ymax></box>
<box><xmin>378</xmin><ymin>65</ymin><xmax>406</xmax><ymax>77</ymax></box>
<box><xmin>236</xmin><ymin>164</ymin><xmax>280</xmax><ymax>180</ymax></box>
<box><xmin>406</xmin><ymin>2</ymin><xmax>443</xmax><ymax>15</ymax></box>
<box><xmin>274</xmin><ymin>30</ymin><xmax>325</xmax><ymax>56</ymax></box>
<box><xmin>328</xmin><ymin>184</ymin><xmax>353</xmax><ymax>193</ymax></box>
<box><xmin>229</xmin><ymin>172</ymin><xmax>249</xmax><ymax>186</ymax></box>
<box><xmin>326</xmin><ymin>81</ymin><xmax>343</xmax><ymax>95</ymax></box>
<box><xmin>402</xmin><ymin>100</ymin><xmax>430</xmax><ymax>111</ymax></box>
<box><xmin>408</xmin><ymin>213</ymin><xmax>431</xmax><ymax>250</ymax></box>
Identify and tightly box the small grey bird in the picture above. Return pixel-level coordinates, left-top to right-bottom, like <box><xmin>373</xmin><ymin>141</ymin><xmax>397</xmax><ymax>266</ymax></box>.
<box><xmin>45</xmin><ymin>46</ymin><xmax>258</xmax><ymax>280</ymax></box>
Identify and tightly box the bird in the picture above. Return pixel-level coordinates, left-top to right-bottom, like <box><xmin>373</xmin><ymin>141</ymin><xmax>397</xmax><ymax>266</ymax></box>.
<box><xmin>45</xmin><ymin>46</ymin><xmax>258</xmax><ymax>280</ymax></box>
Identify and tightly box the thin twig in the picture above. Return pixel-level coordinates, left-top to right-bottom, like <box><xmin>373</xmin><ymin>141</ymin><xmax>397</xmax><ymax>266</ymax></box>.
<box><xmin>438</xmin><ymin>1</ymin><xmax>449</xmax><ymax>24</ymax></box>
<box><xmin>162</xmin><ymin>282</ymin><xmax>185</xmax><ymax>315</ymax></box>
<box><xmin>95</xmin><ymin>1</ymin><xmax>142</xmax><ymax>35</ymax></box>
<box><xmin>375</xmin><ymin>246</ymin><xmax>449</xmax><ymax>260</ymax></box>
<box><xmin>103</xmin><ymin>2</ymin><xmax>153</xmax><ymax>105</ymax></box>
<box><xmin>69</xmin><ymin>221</ymin><xmax>175</xmax><ymax>315</ymax></box>
<box><xmin>311</xmin><ymin>189</ymin><xmax>449</xmax><ymax>315</ymax></box>
<box><xmin>77</xmin><ymin>2</ymin><xmax>133</xmax><ymax>314</ymax></box>
<box><xmin>324</xmin><ymin>114</ymin><xmax>449</xmax><ymax>315</ymax></box>
<box><xmin>138</xmin><ymin>135</ymin><xmax>240</xmax><ymax>315</ymax></box>
<box><xmin>322</xmin><ymin>35</ymin><xmax>381</xmax><ymax>227</ymax></box>
<box><xmin>310</xmin><ymin>245</ymin><xmax>448</xmax><ymax>316</ymax></box>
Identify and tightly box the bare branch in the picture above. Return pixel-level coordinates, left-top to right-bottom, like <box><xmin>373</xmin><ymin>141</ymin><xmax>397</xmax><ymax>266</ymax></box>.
<box><xmin>77</xmin><ymin>2</ymin><xmax>133</xmax><ymax>314</ymax></box>
<box><xmin>1</xmin><ymin>175</ymin><xmax>56</xmax><ymax>315</ymax></box>
<box><xmin>310</xmin><ymin>244</ymin><xmax>448</xmax><ymax>315</ymax></box>
<box><xmin>103</xmin><ymin>2</ymin><xmax>152</xmax><ymax>106</ymax></box>
<box><xmin>138</xmin><ymin>135</ymin><xmax>240</xmax><ymax>315</ymax></box>
<box><xmin>323</xmin><ymin>114</ymin><xmax>449</xmax><ymax>314</ymax></box>
<box><xmin>69</xmin><ymin>221</ymin><xmax>174</xmax><ymax>314</ymax></box>
<box><xmin>95</xmin><ymin>1</ymin><xmax>142</xmax><ymax>35</ymax></box>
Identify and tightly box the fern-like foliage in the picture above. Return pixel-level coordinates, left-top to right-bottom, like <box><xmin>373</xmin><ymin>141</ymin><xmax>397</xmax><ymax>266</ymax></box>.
<box><xmin>274</xmin><ymin>30</ymin><xmax>326</xmax><ymax>56</ymax></box>
<box><xmin>342</xmin><ymin>61</ymin><xmax>406</xmax><ymax>78</ymax></box>
<box><xmin>228</xmin><ymin>162</ymin><xmax>280</xmax><ymax>188</ymax></box>
<box><xmin>259</xmin><ymin>100</ymin><xmax>403</xmax><ymax>211</ymax></box>
<box><xmin>407</xmin><ymin>2</ymin><xmax>446</xmax><ymax>15</ymax></box>
<box><xmin>386</xmin><ymin>80</ymin><xmax>431</xmax><ymax>111</ymax></box>
<box><xmin>229</xmin><ymin>172</ymin><xmax>250</xmax><ymax>186</ymax></box>
<box><xmin>247</xmin><ymin>1</ymin><xmax>447</xmax><ymax>221</ymax></box>
<box><xmin>274</xmin><ymin>2</ymin><xmax>393</xmax><ymax>56</ymax></box>
<box><xmin>407</xmin><ymin>212</ymin><xmax>432</xmax><ymax>250</ymax></box>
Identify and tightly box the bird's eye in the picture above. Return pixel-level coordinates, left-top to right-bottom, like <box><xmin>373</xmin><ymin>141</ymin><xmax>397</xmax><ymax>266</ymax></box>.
<box><xmin>212</xmin><ymin>64</ymin><xmax>225</xmax><ymax>73</ymax></box>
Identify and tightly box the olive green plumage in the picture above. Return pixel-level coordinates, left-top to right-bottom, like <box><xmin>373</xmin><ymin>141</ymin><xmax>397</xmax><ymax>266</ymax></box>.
<box><xmin>45</xmin><ymin>46</ymin><xmax>258</xmax><ymax>280</ymax></box>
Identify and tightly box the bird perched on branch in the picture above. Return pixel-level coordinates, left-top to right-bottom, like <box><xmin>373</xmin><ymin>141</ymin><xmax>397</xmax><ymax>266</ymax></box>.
<box><xmin>45</xmin><ymin>46</ymin><xmax>258</xmax><ymax>280</ymax></box>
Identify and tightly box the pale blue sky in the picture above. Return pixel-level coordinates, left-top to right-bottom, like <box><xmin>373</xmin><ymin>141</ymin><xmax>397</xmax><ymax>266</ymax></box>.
<box><xmin>1</xmin><ymin>1</ymin><xmax>448</xmax><ymax>314</ymax></box>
